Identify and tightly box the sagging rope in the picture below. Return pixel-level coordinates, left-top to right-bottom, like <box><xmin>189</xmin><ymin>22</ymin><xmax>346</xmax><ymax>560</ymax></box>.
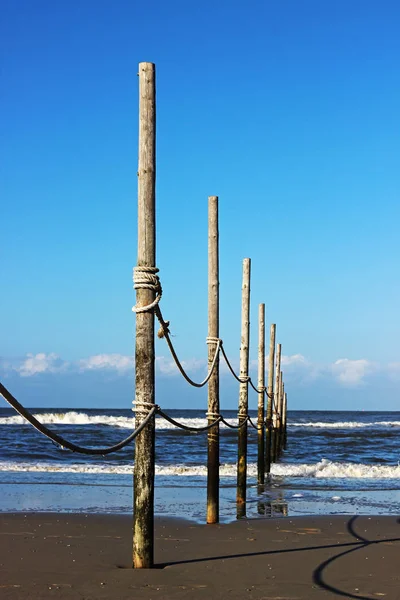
<box><xmin>156</xmin><ymin>314</ymin><xmax>222</xmax><ymax>388</ymax></box>
<box><xmin>0</xmin><ymin>268</ymin><xmax>282</xmax><ymax>454</ymax></box>
<box><xmin>132</xmin><ymin>266</ymin><xmax>273</xmax><ymax>397</ymax></box>
<box><xmin>157</xmin><ymin>409</ymin><xmax>222</xmax><ymax>431</ymax></box>
<box><xmin>0</xmin><ymin>382</ymin><xmax>269</xmax><ymax>456</ymax></box>
<box><xmin>0</xmin><ymin>383</ymin><xmax>157</xmax><ymax>455</ymax></box>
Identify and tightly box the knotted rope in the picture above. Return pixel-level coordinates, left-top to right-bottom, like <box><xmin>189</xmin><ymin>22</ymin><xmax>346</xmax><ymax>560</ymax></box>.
<box><xmin>132</xmin><ymin>266</ymin><xmax>162</xmax><ymax>313</ymax></box>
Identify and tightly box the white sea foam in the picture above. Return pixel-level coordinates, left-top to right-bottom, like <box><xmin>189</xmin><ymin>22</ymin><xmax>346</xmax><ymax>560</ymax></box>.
<box><xmin>0</xmin><ymin>412</ymin><xmax>136</xmax><ymax>428</ymax></box>
<box><xmin>1</xmin><ymin>412</ymin><xmax>400</xmax><ymax>431</ymax></box>
<box><xmin>0</xmin><ymin>413</ymin><xmax>245</xmax><ymax>430</ymax></box>
<box><xmin>290</xmin><ymin>421</ymin><xmax>400</xmax><ymax>429</ymax></box>
<box><xmin>0</xmin><ymin>459</ymin><xmax>400</xmax><ymax>479</ymax></box>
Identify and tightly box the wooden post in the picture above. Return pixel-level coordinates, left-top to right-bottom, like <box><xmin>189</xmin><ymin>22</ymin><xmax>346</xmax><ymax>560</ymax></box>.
<box><xmin>237</xmin><ymin>258</ymin><xmax>251</xmax><ymax>517</ymax></box>
<box><xmin>133</xmin><ymin>62</ymin><xmax>156</xmax><ymax>569</ymax></box>
<box><xmin>275</xmin><ymin>370</ymin><xmax>283</xmax><ymax>458</ymax></box>
<box><xmin>271</xmin><ymin>343</ymin><xmax>281</xmax><ymax>463</ymax></box>
<box><xmin>279</xmin><ymin>381</ymin><xmax>285</xmax><ymax>455</ymax></box>
<box><xmin>283</xmin><ymin>392</ymin><xmax>288</xmax><ymax>448</ymax></box>
<box><xmin>257</xmin><ymin>303</ymin><xmax>265</xmax><ymax>485</ymax></box>
<box><xmin>265</xmin><ymin>324</ymin><xmax>276</xmax><ymax>473</ymax></box>
<box><xmin>276</xmin><ymin>374</ymin><xmax>283</xmax><ymax>457</ymax></box>
<box><xmin>207</xmin><ymin>196</ymin><xmax>220</xmax><ymax>524</ymax></box>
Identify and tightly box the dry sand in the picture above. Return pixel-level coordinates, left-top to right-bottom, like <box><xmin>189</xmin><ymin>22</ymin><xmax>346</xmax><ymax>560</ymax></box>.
<box><xmin>1</xmin><ymin>513</ymin><xmax>399</xmax><ymax>599</ymax></box>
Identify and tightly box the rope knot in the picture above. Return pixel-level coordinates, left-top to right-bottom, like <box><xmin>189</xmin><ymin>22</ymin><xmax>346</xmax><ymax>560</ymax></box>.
<box><xmin>206</xmin><ymin>336</ymin><xmax>222</xmax><ymax>345</ymax></box>
<box><xmin>132</xmin><ymin>399</ymin><xmax>156</xmax><ymax>415</ymax></box>
<box><xmin>132</xmin><ymin>266</ymin><xmax>162</xmax><ymax>313</ymax></box>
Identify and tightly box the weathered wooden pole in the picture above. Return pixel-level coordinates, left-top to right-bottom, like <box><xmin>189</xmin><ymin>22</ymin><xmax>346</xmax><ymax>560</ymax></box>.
<box><xmin>237</xmin><ymin>258</ymin><xmax>251</xmax><ymax>517</ymax></box>
<box><xmin>133</xmin><ymin>62</ymin><xmax>156</xmax><ymax>569</ymax></box>
<box><xmin>283</xmin><ymin>392</ymin><xmax>288</xmax><ymax>448</ymax></box>
<box><xmin>207</xmin><ymin>196</ymin><xmax>220</xmax><ymax>524</ymax></box>
<box><xmin>265</xmin><ymin>324</ymin><xmax>276</xmax><ymax>473</ymax></box>
<box><xmin>271</xmin><ymin>343</ymin><xmax>281</xmax><ymax>463</ymax></box>
<box><xmin>275</xmin><ymin>370</ymin><xmax>283</xmax><ymax>458</ymax></box>
<box><xmin>276</xmin><ymin>374</ymin><xmax>283</xmax><ymax>457</ymax></box>
<box><xmin>279</xmin><ymin>381</ymin><xmax>285</xmax><ymax>455</ymax></box>
<box><xmin>257</xmin><ymin>303</ymin><xmax>265</xmax><ymax>485</ymax></box>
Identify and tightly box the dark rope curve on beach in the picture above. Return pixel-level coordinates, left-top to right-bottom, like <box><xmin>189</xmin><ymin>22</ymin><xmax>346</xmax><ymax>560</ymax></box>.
<box><xmin>0</xmin><ymin>382</ymin><xmax>156</xmax><ymax>455</ymax></box>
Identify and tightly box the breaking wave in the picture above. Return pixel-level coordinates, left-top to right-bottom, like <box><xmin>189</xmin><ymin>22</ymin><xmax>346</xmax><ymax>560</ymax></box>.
<box><xmin>1</xmin><ymin>412</ymin><xmax>400</xmax><ymax>431</ymax></box>
<box><xmin>1</xmin><ymin>459</ymin><xmax>400</xmax><ymax>479</ymax></box>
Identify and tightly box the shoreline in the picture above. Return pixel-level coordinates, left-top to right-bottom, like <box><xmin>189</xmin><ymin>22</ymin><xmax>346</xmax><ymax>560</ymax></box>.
<box><xmin>1</xmin><ymin>476</ymin><xmax>399</xmax><ymax>524</ymax></box>
<box><xmin>1</xmin><ymin>512</ymin><xmax>399</xmax><ymax>599</ymax></box>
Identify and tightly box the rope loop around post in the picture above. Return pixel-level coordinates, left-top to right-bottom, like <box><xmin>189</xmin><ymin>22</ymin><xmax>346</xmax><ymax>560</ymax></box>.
<box><xmin>206</xmin><ymin>336</ymin><xmax>222</xmax><ymax>346</ymax></box>
<box><xmin>132</xmin><ymin>399</ymin><xmax>157</xmax><ymax>415</ymax></box>
<box><xmin>132</xmin><ymin>266</ymin><xmax>162</xmax><ymax>313</ymax></box>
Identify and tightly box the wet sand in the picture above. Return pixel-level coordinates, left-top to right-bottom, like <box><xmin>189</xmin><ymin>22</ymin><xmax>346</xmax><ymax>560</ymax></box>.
<box><xmin>1</xmin><ymin>513</ymin><xmax>399</xmax><ymax>599</ymax></box>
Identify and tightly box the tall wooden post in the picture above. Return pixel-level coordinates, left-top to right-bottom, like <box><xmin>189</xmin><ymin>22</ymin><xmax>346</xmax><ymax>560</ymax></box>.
<box><xmin>133</xmin><ymin>62</ymin><xmax>156</xmax><ymax>569</ymax></box>
<box><xmin>279</xmin><ymin>374</ymin><xmax>285</xmax><ymax>456</ymax></box>
<box><xmin>283</xmin><ymin>392</ymin><xmax>288</xmax><ymax>448</ymax></box>
<box><xmin>271</xmin><ymin>343</ymin><xmax>281</xmax><ymax>463</ymax></box>
<box><xmin>257</xmin><ymin>303</ymin><xmax>265</xmax><ymax>485</ymax></box>
<box><xmin>237</xmin><ymin>258</ymin><xmax>251</xmax><ymax>517</ymax></box>
<box><xmin>207</xmin><ymin>196</ymin><xmax>220</xmax><ymax>524</ymax></box>
<box><xmin>265</xmin><ymin>324</ymin><xmax>276</xmax><ymax>473</ymax></box>
<box><xmin>275</xmin><ymin>373</ymin><xmax>283</xmax><ymax>458</ymax></box>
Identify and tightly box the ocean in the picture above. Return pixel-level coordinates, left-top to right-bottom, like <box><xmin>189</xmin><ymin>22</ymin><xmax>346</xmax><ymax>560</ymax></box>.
<box><xmin>0</xmin><ymin>407</ymin><xmax>399</xmax><ymax>522</ymax></box>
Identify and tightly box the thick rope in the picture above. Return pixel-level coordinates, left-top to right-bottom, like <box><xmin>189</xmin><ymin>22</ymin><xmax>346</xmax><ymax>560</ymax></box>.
<box><xmin>219</xmin><ymin>345</ymin><xmax>250</xmax><ymax>384</ymax></box>
<box><xmin>219</xmin><ymin>415</ymin><xmax>249</xmax><ymax>430</ymax></box>
<box><xmin>0</xmin><ymin>382</ymin><xmax>156</xmax><ymax>455</ymax></box>
<box><xmin>132</xmin><ymin>266</ymin><xmax>162</xmax><ymax>313</ymax></box>
<box><xmin>249</xmin><ymin>379</ymin><xmax>264</xmax><ymax>393</ymax></box>
<box><xmin>247</xmin><ymin>415</ymin><xmax>265</xmax><ymax>431</ymax></box>
<box><xmin>157</xmin><ymin>409</ymin><xmax>222</xmax><ymax>431</ymax></box>
<box><xmin>155</xmin><ymin>306</ymin><xmax>221</xmax><ymax>388</ymax></box>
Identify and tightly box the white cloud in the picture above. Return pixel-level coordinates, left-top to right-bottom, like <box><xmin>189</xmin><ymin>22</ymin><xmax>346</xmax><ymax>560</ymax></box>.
<box><xmin>17</xmin><ymin>353</ymin><xmax>67</xmax><ymax>377</ymax></box>
<box><xmin>78</xmin><ymin>354</ymin><xmax>132</xmax><ymax>373</ymax></box>
<box><xmin>281</xmin><ymin>354</ymin><xmax>308</xmax><ymax>367</ymax></box>
<box><xmin>331</xmin><ymin>358</ymin><xmax>374</xmax><ymax>386</ymax></box>
<box><xmin>0</xmin><ymin>350</ymin><xmax>388</xmax><ymax>391</ymax></box>
<box><xmin>155</xmin><ymin>356</ymin><xmax>178</xmax><ymax>375</ymax></box>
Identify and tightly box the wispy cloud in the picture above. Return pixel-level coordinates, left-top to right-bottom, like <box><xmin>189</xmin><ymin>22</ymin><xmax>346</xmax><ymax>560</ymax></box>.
<box><xmin>78</xmin><ymin>354</ymin><xmax>132</xmax><ymax>373</ymax></box>
<box><xmin>17</xmin><ymin>353</ymin><xmax>68</xmax><ymax>377</ymax></box>
<box><xmin>331</xmin><ymin>358</ymin><xmax>375</xmax><ymax>386</ymax></box>
<box><xmin>0</xmin><ymin>351</ymin><xmax>394</xmax><ymax>391</ymax></box>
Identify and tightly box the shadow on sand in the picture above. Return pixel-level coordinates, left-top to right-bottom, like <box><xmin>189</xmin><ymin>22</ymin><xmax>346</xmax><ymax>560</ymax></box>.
<box><xmin>160</xmin><ymin>515</ymin><xmax>399</xmax><ymax>599</ymax></box>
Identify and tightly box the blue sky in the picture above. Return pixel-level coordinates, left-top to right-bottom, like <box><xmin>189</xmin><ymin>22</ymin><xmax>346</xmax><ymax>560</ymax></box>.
<box><xmin>2</xmin><ymin>0</ymin><xmax>400</xmax><ymax>409</ymax></box>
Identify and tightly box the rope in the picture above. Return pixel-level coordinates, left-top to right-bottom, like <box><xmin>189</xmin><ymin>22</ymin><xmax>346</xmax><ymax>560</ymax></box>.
<box><xmin>219</xmin><ymin>415</ymin><xmax>249</xmax><ymax>430</ymax></box>
<box><xmin>132</xmin><ymin>399</ymin><xmax>155</xmax><ymax>414</ymax></box>
<box><xmin>149</xmin><ymin>294</ymin><xmax>274</xmax><ymax>404</ymax></box>
<box><xmin>220</xmin><ymin>345</ymin><xmax>250</xmax><ymax>384</ymax></box>
<box><xmin>249</xmin><ymin>379</ymin><xmax>263</xmax><ymax>393</ymax></box>
<box><xmin>219</xmin><ymin>345</ymin><xmax>265</xmax><ymax>394</ymax></box>
<box><xmin>0</xmin><ymin>382</ymin><xmax>283</xmax><ymax>453</ymax></box>
<box><xmin>0</xmin><ymin>382</ymin><xmax>156</xmax><ymax>455</ymax></box>
<box><xmin>155</xmin><ymin>306</ymin><xmax>221</xmax><ymax>388</ymax></box>
<box><xmin>157</xmin><ymin>409</ymin><xmax>221</xmax><ymax>431</ymax></box>
<box><xmin>132</xmin><ymin>266</ymin><xmax>162</xmax><ymax>313</ymax></box>
<box><xmin>247</xmin><ymin>415</ymin><xmax>264</xmax><ymax>431</ymax></box>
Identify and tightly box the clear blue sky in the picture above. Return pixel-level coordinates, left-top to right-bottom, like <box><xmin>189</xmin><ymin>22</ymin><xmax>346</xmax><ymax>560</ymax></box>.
<box><xmin>2</xmin><ymin>0</ymin><xmax>400</xmax><ymax>409</ymax></box>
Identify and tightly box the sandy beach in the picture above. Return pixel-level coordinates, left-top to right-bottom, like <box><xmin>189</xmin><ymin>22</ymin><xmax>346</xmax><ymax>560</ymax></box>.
<box><xmin>1</xmin><ymin>513</ymin><xmax>399</xmax><ymax>599</ymax></box>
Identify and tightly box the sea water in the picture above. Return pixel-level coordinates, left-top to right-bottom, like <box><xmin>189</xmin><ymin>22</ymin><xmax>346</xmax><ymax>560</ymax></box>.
<box><xmin>0</xmin><ymin>408</ymin><xmax>399</xmax><ymax>522</ymax></box>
